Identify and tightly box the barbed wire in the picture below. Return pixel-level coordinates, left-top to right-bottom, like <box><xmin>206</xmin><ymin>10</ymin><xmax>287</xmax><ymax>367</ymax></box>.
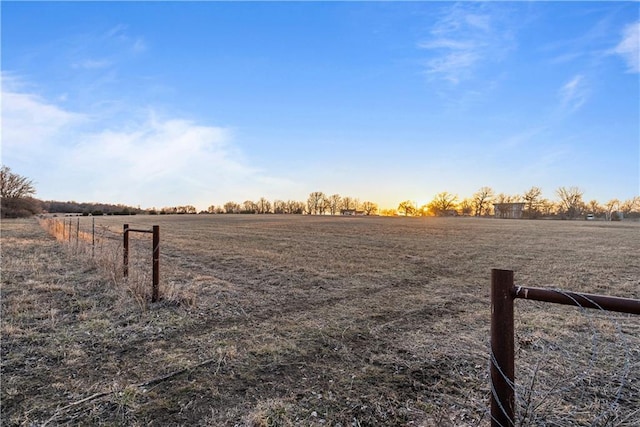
<box><xmin>488</xmin><ymin>284</ymin><xmax>639</xmax><ymax>426</ymax></box>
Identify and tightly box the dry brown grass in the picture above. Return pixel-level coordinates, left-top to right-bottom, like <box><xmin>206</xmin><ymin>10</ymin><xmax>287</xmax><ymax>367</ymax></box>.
<box><xmin>2</xmin><ymin>215</ymin><xmax>639</xmax><ymax>426</ymax></box>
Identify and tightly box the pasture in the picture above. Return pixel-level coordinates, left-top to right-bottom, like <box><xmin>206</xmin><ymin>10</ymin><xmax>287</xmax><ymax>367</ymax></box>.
<box><xmin>2</xmin><ymin>215</ymin><xmax>639</xmax><ymax>426</ymax></box>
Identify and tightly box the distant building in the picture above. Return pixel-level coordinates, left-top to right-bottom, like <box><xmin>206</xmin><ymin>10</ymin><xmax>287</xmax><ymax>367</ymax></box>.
<box><xmin>341</xmin><ymin>209</ymin><xmax>365</xmax><ymax>216</ymax></box>
<box><xmin>493</xmin><ymin>202</ymin><xmax>525</xmax><ymax>219</ymax></box>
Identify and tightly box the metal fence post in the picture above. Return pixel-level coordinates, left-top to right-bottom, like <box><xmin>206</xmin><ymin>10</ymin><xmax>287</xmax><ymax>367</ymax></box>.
<box><xmin>123</xmin><ymin>224</ymin><xmax>129</xmax><ymax>278</ymax></box>
<box><xmin>152</xmin><ymin>225</ymin><xmax>160</xmax><ymax>302</ymax></box>
<box><xmin>491</xmin><ymin>269</ymin><xmax>515</xmax><ymax>427</ymax></box>
<box><xmin>92</xmin><ymin>216</ymin><xmax>95</xmax><ymax>257</ymax></box>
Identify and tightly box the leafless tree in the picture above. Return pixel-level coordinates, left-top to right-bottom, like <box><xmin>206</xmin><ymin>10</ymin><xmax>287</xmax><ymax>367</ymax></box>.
<box><xmin>257</xmin><ymin>197</ymin><xmax>271</xmax><ymax>214</ymax></box>
<box><xmin>224</xmin><ymin>201</ymin><xmax>240</xmax><ymax>214</ymax></box>
<box><xmin>556</xmin><ymin>186</ymin><xmax>584</xmax><ymax>219</ymax></box>
<box><xmin>397</xmin><ymin>200</ymin><xmax>416</xmax><ymax>216</ymax></box>
<box><xmin>242</xmin><ymin>200</ymin><xmax>257</xmax><ymax>214</ymax></box>
<box><xmin>272</xmin><ymin>200</ymin><xmax>286</xmax><ymax>214</ymax></box>
<box><xmin>458</xmin><ymin>198</ymin><xmax>473</xmax><ymax>216</ymax></box>
<box><xmin>586</xmin><ymin>200</ymin><xmax>602</xmax><ymax>217</ymax></box>
<box><xmin>604</xmin><ymin>199</ymin><xmax>620</xmax><ymax>221</ymax></box>
<box><xmin>620</xmin><ymin>197</ymin><xmax>640</xmax><ymax>215</ymax></box>
<box><xmin>428</xmin><ymin>192</ymin><xmax>458</xmax><ymax>216</ymax></box>
<box><xmin>307</xmin><ymin>191</ymin><xmax>326</xmax><ymax>215</ymax></box>
<box><xmin>327</xmin><ymin>194</ymin><xmax>341</xmax><ymax>215</ymax></box>
<box><xmin>340</xmin><ymin>196</ymin><xmax>357</xmax><ymax>212</ymax></box>
<box><xmin>0</xmin><ymin>166</ymin><xmax>40</xmax><ymax>218</ymax></box>
<box><xmin>286</xmin><ymin>200</ymin><xmax>305</xmax><ymax>214</ymax></box>
<box><xmin>0</xmin><ymin>166</ymin><xmax>36</xmax><ymax>199</ymax></box>
<box><xmin>472</xmin><ymin>187</ymin><xmax>494</xmax><ymax>216</ymax></box>
<box><xmin>361</xmin><ymin>201</ymin><xmax>378</xmax><ymax>215</ymax></box>
<box><xmin>523</xmin><ymin>186</ymin><xmax>543</xmax><ymax>218</ymax></box>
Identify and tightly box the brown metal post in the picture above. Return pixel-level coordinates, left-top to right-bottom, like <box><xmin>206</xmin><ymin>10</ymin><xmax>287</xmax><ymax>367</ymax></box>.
<box><xmin>491</xmin><ymin>269</ymin><xmax>515</xmax><ymax>427</ymax></box>
<box><xmin>152</xmin><ymin>225</ymin><xmax>160</xmax><ymax>302</ymax></box>
<box><xmin>123</xmin><ymin>224</ymin><xmax>129</xmax><ymax>278</ymax></box>
<box><xmin>68</xmin><ymin>218</ymin><xmax>72</xmax><ymax>242</ymax></box>
<box><xmin>92</xmin><ymin>216</ymin><xmax>95</xmax><ymax>257</ymax></box>
<box><xmin>76</xmin><ymin>218</ymin><xmax>80</xmax><ymax>247</ymax></box>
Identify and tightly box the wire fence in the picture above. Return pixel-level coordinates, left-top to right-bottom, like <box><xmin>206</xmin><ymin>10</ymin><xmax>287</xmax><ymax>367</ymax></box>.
<box><xmin>35</xmin><ymin>217</ymin><xmax>640</xmax><ymax>425</ymax></box>
<box><xmin>490</xmin><ymin>269</ymin><xmax>640</xmax><ymax>427</ymax></box>
<box><xmin>38</xmin><ymin>216</ymin><xmax>160</xmax><ymax>304</ymax></box>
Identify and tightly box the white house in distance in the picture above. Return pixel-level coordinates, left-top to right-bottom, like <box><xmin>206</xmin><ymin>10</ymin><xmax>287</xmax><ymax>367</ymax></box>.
<box><xmin>341</xmin><ymin>209</ymin><xmax>365</xmax><ymax>216</ymax></box>
<box><xmin>493</xmin><ymin>202</ymin><xmax>525</xmax><ymax>219</ymax></box>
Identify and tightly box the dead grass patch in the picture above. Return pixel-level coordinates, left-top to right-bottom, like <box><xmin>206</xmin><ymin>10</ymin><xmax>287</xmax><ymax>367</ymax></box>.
<box><xmin>2</xmin><ymin>216</ymin><xmax>639</xmax><ymax>425</ymax></box>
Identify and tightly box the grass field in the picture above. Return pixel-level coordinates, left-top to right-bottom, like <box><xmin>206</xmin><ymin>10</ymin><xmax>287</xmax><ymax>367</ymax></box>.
<box><xmin>2</xmin><ymin>215</ymin><xmax>639</xmax><ymax>426</ymax></box>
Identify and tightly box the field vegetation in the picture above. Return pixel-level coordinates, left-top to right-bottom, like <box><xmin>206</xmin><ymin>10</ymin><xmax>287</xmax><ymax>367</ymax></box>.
<box><xmin>2</xmin><ymin>215</ymin><xmax>639</xmax><ymax>426</ymax></box>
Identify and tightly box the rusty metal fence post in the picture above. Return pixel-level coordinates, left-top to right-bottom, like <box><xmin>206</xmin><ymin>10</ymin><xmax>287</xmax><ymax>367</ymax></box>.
<box><xmin>123</xmin><ymin>224</ymin><xmax>160</xmax><ymax>302</ymax></box>
<box><xmin>123</xmin><ymin>224</ymin><xmax>130</xmax><ymax>278</ymax></box>
<box><xmin>152</xmin><ymin>225</ymin><xmax>160</xmax><ymax>303</ymax></box>
<box><xmin>490</xmin><ymin>269</ymin><xmax>640</xmax><ymax>427</ymax></box>
<box><xmin>92</xmin><ymin>216</ymin><xmax>95</xmax><ymax>258</ymax></box>
<box><xmin>490</xmin><ymin>269</ymin><xmax>515</xmax><ymax>427</ymax></box>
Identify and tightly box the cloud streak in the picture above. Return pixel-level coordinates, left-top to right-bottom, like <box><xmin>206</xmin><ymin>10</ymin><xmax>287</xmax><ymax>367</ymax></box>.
<box><xmin>419</xmin><ymin>4</ymin><xmax>515</xmax><ymax>84</ymax></box>
<box><xmin>559</xmin><ymin>74</ymin><xmax>589</xmax><ymax>113</ymax></box>
<box><xmin>612</xmin><ymin>21</ymin><xmax>640</xmax><ymax>73</ymax></box>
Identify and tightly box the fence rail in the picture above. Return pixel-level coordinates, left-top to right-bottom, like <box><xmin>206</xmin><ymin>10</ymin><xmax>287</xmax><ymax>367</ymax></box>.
<box><xmin>490</xmin><ymin>268</ymin><xmax>640</xmax><ymax>427</ymax></box>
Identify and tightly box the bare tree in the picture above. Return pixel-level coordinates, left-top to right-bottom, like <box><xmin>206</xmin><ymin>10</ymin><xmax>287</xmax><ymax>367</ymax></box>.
<box><xmin>273</xmin><ymin>199</ymin><xmax>286</xmax><ymax>214</ymax></box>
<box><xmin>0</xmin><ymin>166</ymin><xmax>36</xmax><ymax>199</ymax></box>
<box><xmin>286</xmin><ymin>200</ymin><xmax>305</xmax><ymax>214</ymax></box>
<box><xmin>604</xmin><ymin>199</ymin><xmax>620</xmax><ymax>221</ymax></box>
<box><xmin>472</xmin><ymin>187</ymin><xmax>494</xmax><ymax>216</ymax></box>
<box><xmin>458</xmin><ymin>198</ymin><xmax>473</xmax><ymax>216</ymax></box>
<box><xmin>327</xmin><ymin>194</ymin><xmax>341</xmax><ymax>215</ymax></box>
<box><xmin>586</xmin><ymin>200</ymin><xmax>602</xmax><ymax>217</ymax></box>
<box><xmin>361</xmin><ymin>201</ymin><xmax>378</xmax><ymax>215</ymax></box>
<box><xmin>307</xmin><ymin>191</ymin><xmax>326</xmax><ymax>215</ymax></box>
<box><xmin>523</xmin><ymin>186</ymin><xmax>543</xmax><ymax>218</ymax></box>
<box><xmin>257</xmin><ymin>197</ymin><xmax>271</xmax><ymax>214</ymax></box>
<box><xmin>620</xmin><ymin>197</ymin><xmax>640</xmax><ymax>216</ymax></box>
<box><xmin>397</xmin><ymin>200</ymin><xmax>416</xmax><ymax>216</ymax></box>
<box><xmin>0</xmin><ymin>166</ymin><xmax>40</xmax><ymax>218</ymax></box>
<box><xmin>556</xmin><ymin>186</ymin><xmax>584</xmax><ymax>219</ymax></box>
<box><xmin>538</xmin><ymin>198</ymin><xmax>555</xmax><ymax>217</ymax></box>
<box><xmin>428</xmin><ymin>192</ymin><xmax>458</xmax><ymax>216</ymax></box>
<box><xmin>224</xmin><ymin>201</ymin><xmax>240</xmax><ymax>214</ymax></box>
<box><xmin>341</xmin><ymin>196</ymin><xmax>357</xmax><ymax>212</ymax></box>
<box><xmin>242</xmin><ymin>200</ymin><xmax>257</xmax><ymax>214</ymax></box>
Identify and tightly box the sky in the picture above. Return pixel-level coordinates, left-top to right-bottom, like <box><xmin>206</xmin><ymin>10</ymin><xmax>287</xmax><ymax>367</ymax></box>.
<box><xmin>1</xmin><ymin>1</ymin><xmax>639</xmax><ymax>211</ymax></box>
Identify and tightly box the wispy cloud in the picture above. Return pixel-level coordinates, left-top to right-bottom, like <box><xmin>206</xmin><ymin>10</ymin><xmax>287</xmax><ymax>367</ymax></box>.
<box><xmin>559</xmin><ymin>74</ymin><xmax>589</xmax><ymax>113</ymax></box>
<box><xmin>612</xmin><ymin>21</ymin><xmax>640</xmax><ymax>73</ymax></box>
<box><xmin>103</xmin><ymin>24</ymin><xmax>147</xmax><ymax>54</ymax></box>
<box><xmin>72</xmin><ymin>59</ymin><xmax>113</xmax><ymax>70</ymax></box>
<box><xmin>419</xmin><ymin>3</ymin><xmax>515</xmax><ymax>84</ymax></box>
<box><xmin>1</xmin><ymin>79</ymin><xmax>300</xmax><ymax>208</ymax></box>
<box><xmin>1</xmin><ymin>74</ymin><xmax>85</xmax><ymax>163</ymax></box>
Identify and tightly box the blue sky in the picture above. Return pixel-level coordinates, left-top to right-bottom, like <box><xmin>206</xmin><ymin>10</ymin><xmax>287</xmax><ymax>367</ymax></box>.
<box><xmin>2</xmin><ymin>1</ymin><xmax>638</xmax><ymax>211</ymax></box>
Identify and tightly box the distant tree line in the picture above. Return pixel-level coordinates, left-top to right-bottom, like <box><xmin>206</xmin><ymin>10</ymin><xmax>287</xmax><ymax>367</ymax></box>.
<box><xmin>202</xmin><ymin>193</ymin><xmax>379</xmax><ymax>216</ymax></box>
<box><xmin>42</xmin><ymin>201</ymin><xmax>145</xmax><ymax>216</ymax></box>
<box><xmin>2</xmin><ymin>166</ymin><xmax>638</xmax><ymax>220</ymax></box>
<box><xmin>1</xmin><ymin>166</ymin><xmax>146</xmax><ymax>217</ymax></box>
<box><xmin>395</xmin><ymin>186</ymin><xmax>640</xmax><ymax>220</ymax></box>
